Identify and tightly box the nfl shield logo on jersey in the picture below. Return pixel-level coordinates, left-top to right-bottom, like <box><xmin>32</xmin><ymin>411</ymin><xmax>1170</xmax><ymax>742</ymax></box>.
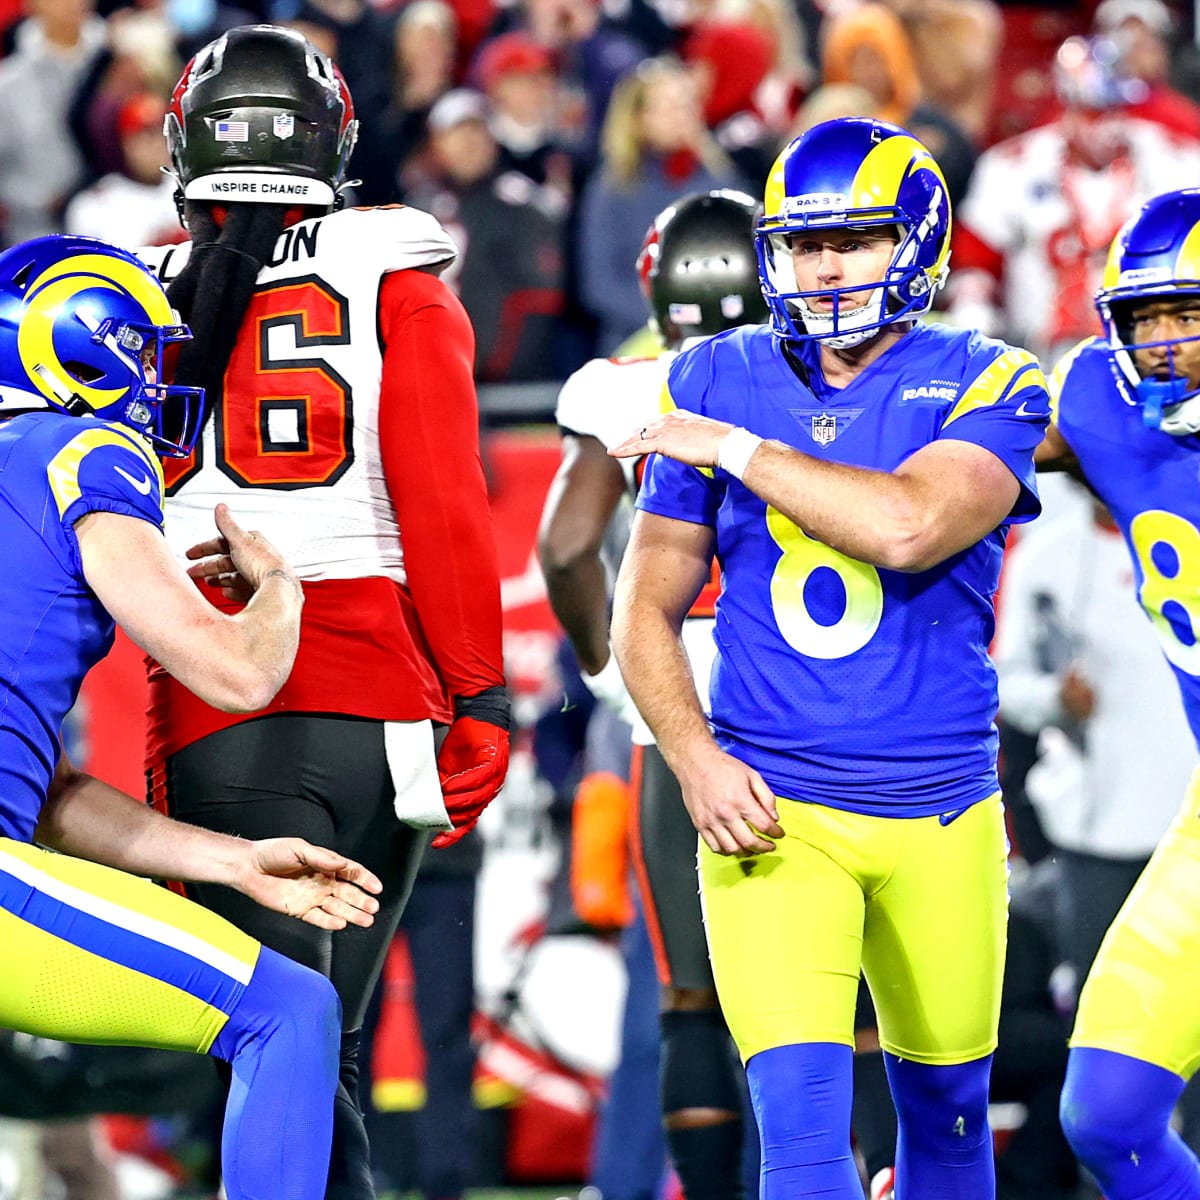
<box><xmin>812</xmin><ymin>413</ymin><xmax>837</xmax><ymax>446</ymax></box>
<box><xmin>273</xmin><ymin>114</ymin><xmax>295</xmax><ymax>139</ymax></box>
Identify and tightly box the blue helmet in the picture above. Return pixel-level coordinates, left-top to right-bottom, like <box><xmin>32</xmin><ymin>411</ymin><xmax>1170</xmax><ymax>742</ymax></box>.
<box><xmin>1096</xmin><ymin>188</ymin><xmax>1200</xmax><ymax>434</ymax></box>
<box><xmin>755</xmin><ymin>117</ymin><xmax>952</xmax><ymax>347</ymax></box>
<box><xmin>0</xmin><ymin>236</ymin><xmax>203</xmax><ymax>457</ymax></box>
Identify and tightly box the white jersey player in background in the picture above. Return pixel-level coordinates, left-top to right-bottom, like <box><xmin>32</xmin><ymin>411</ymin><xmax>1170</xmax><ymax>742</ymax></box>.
<box><xmin>538</xmin><ymin>190</ymin><xmax>766</xmax><ymax>1200</ymax></box>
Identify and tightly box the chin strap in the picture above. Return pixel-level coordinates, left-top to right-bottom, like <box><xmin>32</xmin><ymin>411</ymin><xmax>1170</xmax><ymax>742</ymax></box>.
<box><xmin>1136</xmin><ymin>376</ymin><xmax>1200</xmax><ymax>434</ymax></box>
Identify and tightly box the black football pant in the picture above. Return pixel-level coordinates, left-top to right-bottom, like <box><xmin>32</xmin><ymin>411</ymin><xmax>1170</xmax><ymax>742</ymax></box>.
<box><xmin>164</xmin><ymin>714</ymin><xmax>429</xmax><ymax>1200</ymax></box>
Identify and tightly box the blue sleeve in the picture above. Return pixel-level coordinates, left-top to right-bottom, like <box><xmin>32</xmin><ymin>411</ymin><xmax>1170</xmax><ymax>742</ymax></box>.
<box><xmin>50</xmin><ymin>432</ymin><xmax>165</xmax><ymax>568</ymax></box>
<box><xmin>636</xmin><ymin>342</ymin><xmax>723</xmax><ymax>527</ymax></box>
<box><xmin>937</xmin><ymin>345</ymin><xmax>1050</xmax><ymax>524</ymax></box>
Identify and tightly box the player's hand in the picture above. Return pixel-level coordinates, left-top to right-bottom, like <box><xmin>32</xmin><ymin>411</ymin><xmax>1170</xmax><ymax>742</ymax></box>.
<box><xmin>676</xmin><ymin>746</ymin><xmax>783</xmax><ymax>856</ymax></box>
<box><xmin>610</xmin><ymin>411</ymin><xmax>735</xmax><ymax>466</ymax></box>
<box><xmin>234</xmin><ymin>837</ymin><xmax>383</xmax><ymax>930</ymax></box>
<box><xmin>185</xmin><ymin>504</ymin><xmax>299</xmax><ymax>602</ymax></box>
<box><xmin>434</xmin><ymin>686</ymin><xmax>512</xmax><ymax>849</ymax></box>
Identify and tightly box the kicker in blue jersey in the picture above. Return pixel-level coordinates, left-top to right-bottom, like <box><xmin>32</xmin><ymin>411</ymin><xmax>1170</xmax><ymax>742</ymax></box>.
<box><xmin>0</xmin><ymin>411</ymin><xmax>164</xmax><ymax>841</ymax></box>
<box><xmin>639</xmin><ymin>322</ymin><xmax>1050</xmax><ymax>816</ymax></box>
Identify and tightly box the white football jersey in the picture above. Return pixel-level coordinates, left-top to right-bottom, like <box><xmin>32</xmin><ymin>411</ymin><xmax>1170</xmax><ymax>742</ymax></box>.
<box><xmin>139</xmin><ymin>205</ymin><xmax>457</xmax><ymax>582</ymax></box>
<box><xmin>958</xmin><ymin>118</ymin><xmax>1200</xmax><ymax>358</ymax></box>
<box><xmin>553</xmin><ymin>347</ymin><xmax>716</xmax><ymax>745</ymax></box>
<box><xmin>554</xmin><ymin>352</ymin><xmax>677</xmax><ymax>489</ymax></box>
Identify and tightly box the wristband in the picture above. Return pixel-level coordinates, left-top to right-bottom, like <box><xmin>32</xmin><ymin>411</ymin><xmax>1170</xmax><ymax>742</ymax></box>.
<box><xmin>581</xmin><ymin>653</ymin><xmax>626</xmax><ymax>707</ymax></box>
<box><xmin>581</xmin><ymin>652</ymin><xmax>640</xmax><ymax>727</ymax></box>
<box><xmin>717</xmin><ymin>427</ymin><xmax>764</xmax><ymax>481</ymax></box>
<box><xmin>454</xmin><ymin>685</ymin><xmax>511</xmax><ymax>730</ymax></box>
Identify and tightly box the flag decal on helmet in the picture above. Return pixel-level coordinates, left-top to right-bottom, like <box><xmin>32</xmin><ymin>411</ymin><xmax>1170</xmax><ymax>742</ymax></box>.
<box><xmin>168</xmin><ymin>25</ymin><xmax>359</xmax><ymax>212</ymax></box>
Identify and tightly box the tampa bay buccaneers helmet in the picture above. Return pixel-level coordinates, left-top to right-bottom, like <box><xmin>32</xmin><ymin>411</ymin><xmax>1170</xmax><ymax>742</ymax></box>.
<box><xmin>166</xmin><ymin>24</ymin><xmax>359</xmax><ymax>212</ymax></box>
<box><xmin>0</xmin><ymin>236</ymin><xmax>203</xmax><ymax>457</ymax></box>
<box><xmin>756</xmin><ymin>117</ymin><xmax>951</xmax><ymax>348</ymax></box>
<box><xmin>637</xmin><ymin>190</ymin><xmax>767</xmax><ymax>349</ymax></box>
<box><xmin>1096</xmin><ymin>188</ymin><xmax>1200</xmax><ymax>434</ymax></box>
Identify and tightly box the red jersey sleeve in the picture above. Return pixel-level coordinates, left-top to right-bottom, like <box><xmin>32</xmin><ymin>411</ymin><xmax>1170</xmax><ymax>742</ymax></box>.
<box><xmin>378</xmin><ymin>268</ymin><xmax>505</xmax><ymax>700</ymax></box>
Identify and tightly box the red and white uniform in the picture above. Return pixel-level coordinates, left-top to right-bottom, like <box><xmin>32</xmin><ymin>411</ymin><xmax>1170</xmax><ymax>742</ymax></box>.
<box><xmin>139</xmin><ymin>204</ymin><xmax>505</xmax><ymax>769</ymax></box>
<box><xmin>953</xmin><ymin>117</ymin><xmax>1200</xmax><ymax>360</ymax></box>
<box><xmin>554</xmin><ymin>347</ymin><xmax>718</xmax><ymax>746</ymax></box>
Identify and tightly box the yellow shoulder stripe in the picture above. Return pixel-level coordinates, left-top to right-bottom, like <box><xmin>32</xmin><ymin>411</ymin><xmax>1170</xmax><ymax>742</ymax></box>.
<box><xmin>658</xmin><ymin>382</ymin><xmax>714</xmax><ymax>478</ymax></box>
<box><xmin>1047</xmin><ymin>337</ymin><xmax>1101</xmax><ymax>424</ymax></box>
<box><xmin>941</xmin><ymin>348</ymin><xmax>1046</xmax><ymax>428</ymax></box>
<box><xmin>658</xmin><ymin>380</ymin><xmax>677</xmax><ymax>416</ymax></box>
<box><xmin>47</xmin><ymin>425</ymin><xmax>163</xmax><ymax>519</ymax></box>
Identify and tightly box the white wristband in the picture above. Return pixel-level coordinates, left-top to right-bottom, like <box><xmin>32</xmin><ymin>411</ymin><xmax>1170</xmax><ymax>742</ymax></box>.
<box><xmin>717</xmin><ymin>426</ymin><xmax>764</xmax><ymax>481</ymax></box>
<box><xmin>581</xmin><ymin>651</ymin><xmax>640</xmax><ymax>727</ymax></box>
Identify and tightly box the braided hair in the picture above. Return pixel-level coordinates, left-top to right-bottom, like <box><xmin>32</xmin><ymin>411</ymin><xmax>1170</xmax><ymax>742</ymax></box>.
<box><xmin>167</xmin><ymin>201</ymin><xmax>292</xmax><ymax>409</ymax></box>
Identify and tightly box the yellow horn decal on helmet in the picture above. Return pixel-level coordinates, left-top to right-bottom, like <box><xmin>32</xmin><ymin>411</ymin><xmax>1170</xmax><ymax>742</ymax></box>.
<box><xmin>849</xmin><ymin>135</ymin><xmax>945</xmax><ymax>212</ymax></box>
<box><xmin>29</xmin><ymin>253</ymin><xmax>173</xmax><ymax>325</ymax></box>
<box><xmin>1100</xmin><ymin>226</ymin><xmax>1128</xmax><ymax>292</ymax></box>
<box><xmin>763</xmin><ymin>146</ymin><xmax>790</xmax><ymax>219</ymax></box>
<box><xmin>18</xmin><ymin>275</ymin><xmax>129</xmax><ymax>409</ymax></box>
<box><xmin>1174</xmin><ymin>219</ymin><xmax>1200</xmax><ymax>284</ymax></box>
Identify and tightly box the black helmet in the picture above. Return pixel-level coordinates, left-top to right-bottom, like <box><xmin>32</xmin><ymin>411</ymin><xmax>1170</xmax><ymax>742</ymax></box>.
<box><xmin>166</xmin><ymin>24</ymin><xmax>359</xmax><ymax>210</ymax></box>
<box><xmin>636</xmin><ymin>189</ymin><xmax>767</xmax><ymax>348</ymax></box>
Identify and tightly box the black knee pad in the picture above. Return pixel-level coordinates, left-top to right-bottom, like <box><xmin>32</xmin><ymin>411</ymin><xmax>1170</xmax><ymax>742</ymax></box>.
<box><xmin>661</xmin><ymin>1009</ymin><xmax>743</xmax><ymax>1115</ymax></box>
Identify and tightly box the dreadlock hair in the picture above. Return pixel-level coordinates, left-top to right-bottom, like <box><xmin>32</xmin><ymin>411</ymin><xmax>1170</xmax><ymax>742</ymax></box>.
<box><xmin>167</xmin><ymin>200</ymin><xmax>293</xmax><ymax>411</ymax></box>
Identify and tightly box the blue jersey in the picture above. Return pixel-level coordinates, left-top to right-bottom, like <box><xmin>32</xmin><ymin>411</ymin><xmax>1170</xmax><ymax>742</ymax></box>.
<box><xmin>638</xmin><ymin>323</ymin><xmax>1049</xmax><ymax>816</ymax></box>
<box><xmin>1054</xmin><ymin>338</ymin><xmax>1200</xmax><ymax>751</ymax></box>
<box><xmin>0</xmin><ymin>412</ymin><xmax>164</xmax><ymax>842</ymax></box>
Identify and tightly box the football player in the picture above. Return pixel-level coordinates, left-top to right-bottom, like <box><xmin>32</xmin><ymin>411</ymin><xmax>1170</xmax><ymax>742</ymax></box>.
<box><xmin>140</xmin><ymin>26</ymin><xmax>509</xmax><ymax>1200</ymax></box>
<box><xmin>0</xmin><ymin>234</ymin><xmax>382</xmax><ymax>1200</ymax></box>
<box><xmin>1039</xmin><ymin>187</ymin><xmax>1200</xmax><ymax>1200</ymax></box>
<box><xmin>539</xmin><ymin>189</ymin><xmax>766</xmax><ymax>1200</ymax></box>
<box><xmin>610</xmin><ymin>117</ymin><xmax>1050</xmax><ymax>1199</ymax></box>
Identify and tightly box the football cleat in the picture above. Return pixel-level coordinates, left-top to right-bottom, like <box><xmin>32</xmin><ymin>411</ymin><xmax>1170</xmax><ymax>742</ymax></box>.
<box><xmin>870</xmin><ymin>1165</ymin><xmax>896</xmax><ymax>1200</ymax></box>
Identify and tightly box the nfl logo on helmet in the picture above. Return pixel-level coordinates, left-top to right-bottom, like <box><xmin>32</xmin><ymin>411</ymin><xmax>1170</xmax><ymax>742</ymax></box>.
<box><xmin>812</xmin><ymin>413</ymin><xmax>838</xmax><ymax>446</ymax></box>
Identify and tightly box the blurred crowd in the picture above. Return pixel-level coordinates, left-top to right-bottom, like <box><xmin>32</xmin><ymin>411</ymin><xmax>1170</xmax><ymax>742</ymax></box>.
<box><xmin>5</xmin><ymin>0</ymin><xmax>1200</xmax><ymax>399</ymax></box>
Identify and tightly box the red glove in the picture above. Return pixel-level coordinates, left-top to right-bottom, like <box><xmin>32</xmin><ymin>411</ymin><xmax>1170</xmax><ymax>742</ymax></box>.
<box><xmin>434</xmin><ymin>687</ymin><xmax>511</xmax><ymax>848</ymax></box>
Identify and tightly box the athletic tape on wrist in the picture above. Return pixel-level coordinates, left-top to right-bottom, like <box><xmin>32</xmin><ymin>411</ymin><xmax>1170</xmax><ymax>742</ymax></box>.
<box><xmin>717</xmin><ymin>427</ymin><xmax>764</xmax><ymax>481</ymax></box>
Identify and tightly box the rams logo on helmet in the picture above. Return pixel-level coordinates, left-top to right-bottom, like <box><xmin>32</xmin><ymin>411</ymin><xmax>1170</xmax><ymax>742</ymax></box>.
<box><xmin>0</xmin><ymin>235</ymin><xmax>204</xmax><ymax>457</ymax></box>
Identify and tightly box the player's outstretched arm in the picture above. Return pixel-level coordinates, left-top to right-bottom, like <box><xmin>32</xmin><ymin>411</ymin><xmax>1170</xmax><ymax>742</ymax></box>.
<box><xmin>37</xmin><ymin>754</ymin><xmax>382</xmax><ymax>931</ymax></box>
<box><xmin>615</xmin><ymin>412</ymin><xmax>1021</xmax><ymax>572</ymax></box>
<box><xmin>612</xmin><ymin>510</ymin><xmax>783</xmax><ymax>856</ymax></box>
<box><xmin>78</xmin><ymin>503</ymin><xmax>304</xmax><ymax>713</ymax></box>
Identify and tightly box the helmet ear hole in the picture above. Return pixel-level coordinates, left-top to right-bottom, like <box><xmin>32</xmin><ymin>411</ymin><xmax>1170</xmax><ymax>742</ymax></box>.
<box><xmin>62</xmin><ymin>360</ymin><xmax>105</xmax><ymax>384</ymax></box>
